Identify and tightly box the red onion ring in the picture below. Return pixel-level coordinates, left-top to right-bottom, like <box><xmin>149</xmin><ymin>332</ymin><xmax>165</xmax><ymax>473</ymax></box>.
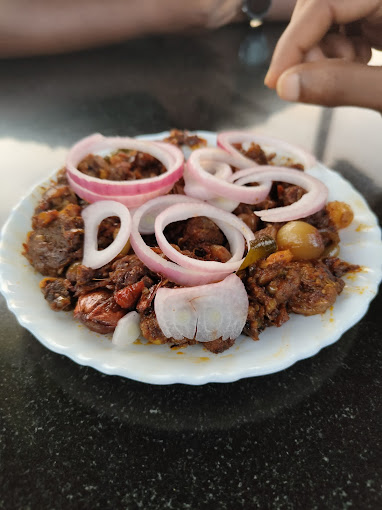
<box><xmin>236</xmin><ymin>166</ymin><xmax>328</xmax><ymax>222</ymax></box>
<box><xmin>217</xmin><ymin>130</ymin><xmax>317</xmax><ymax>169</ymax></box>
<box><xmin>130</xmin><ymin>197</ymin><xmax>241</xmax><ymax>285</ymax></box>
<box><xmin>67</xmin><ymin>174</ymin><xmax>173</xmax><ymax>208</ymax></box>
<box><xmin>154</xmin><ymin>202</ymin><xmax>254</xmax><ymax>273</ymax></box>
<box><xmin>82</xmin><ymin>200</ymin><xmax>132</xmax><ymax>269</ymax></box>
<box><xmin>66</xmin><ymin>134</ymin><xmax>184</xmax><ymax>196</ymax></box>
<box><xmin>186</xmin><ymin>147</ymin><xmax>272</xmax><ymax>204</ymax></box>
<box><xmin>154</xmin><ymin>274</ymin><xmax>248</xmax><ymax>342</ymax></box>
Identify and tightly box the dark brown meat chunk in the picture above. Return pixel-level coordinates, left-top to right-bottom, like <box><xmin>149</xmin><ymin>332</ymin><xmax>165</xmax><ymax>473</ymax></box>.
<box><xmin>163</xmin><ymin>129</ymin><xmax>207</xmax><ymax>149</ymax></box>
<box><xmin>24</xmin><ymin>203</ymin><xmax>84</xmax><ymax>276</ymax></box>
<box><xmin>323</xmin><ymin>257</ymin><xmax>360</xmax><ymax>277</ymax></box>
<box><xmin>39</xmin><ymin>277</ymin><xmax>73</xmax><ymax>311</ymax></box>
<box><xmin>109</xmin><ymin>254</ymin><xmax>155</xmax><ymax>291</ymax></box>
<box><xmin>288</xmin><ymin>261</ymin><xmax>344</xmax><ymax>315</ymax></box>
<box><xmin>203</xmin><ymin>338</ymin><xmax>235</xmax><ymax>354</ymax></box>
<box><xmin>66</xmin><ymin>262</ymin><xmax>112</xmax><ymax>296</ymax></box>
<box><xmin>74</xmin><ymin>290</ymin><xmax>125</xmax><ymax>334</ymax></box>
<box><xmin>77</xmin><ymin>151</ymin><xmax>166</xmax><ymax>181</ymax></box>
<box><xmin>243</xmin><ymin>258</ymin><xmax>346</xmax><ymax>338</ymax></box>
<box><xmin>234</xmin><ymin>142</ymin><xmax>268</xmax><ymax>165</ymax></box>
<box><xmin>139</xmin><ymin>311</ymin><xmax>170</xmax><ymax>345</ymax></box>
<box><xmin>34</xmin><ymin>183</ymin><xmax>78</xmax><ymax>214</ymax></box>
<box><xmin>178</xmin><ymin>217</ymin><xmax>225</xmax><ymax>251</ymax></box>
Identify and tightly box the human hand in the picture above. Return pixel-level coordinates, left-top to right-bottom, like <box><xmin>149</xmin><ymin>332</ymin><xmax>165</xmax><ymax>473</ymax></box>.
<box><xmin>264</xmin><ymin>0</ymin><xmax>382</xmax><ymax>112</ymax></box>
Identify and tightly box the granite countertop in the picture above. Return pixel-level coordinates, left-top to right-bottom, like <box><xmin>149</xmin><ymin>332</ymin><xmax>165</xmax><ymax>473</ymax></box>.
<box><xmin>0</xmin><ymin>23</ymin><xmax>381</xmax><ymax>509</ymax></box>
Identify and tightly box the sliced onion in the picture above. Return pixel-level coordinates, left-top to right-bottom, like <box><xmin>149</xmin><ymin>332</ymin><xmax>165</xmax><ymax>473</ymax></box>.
<box><xmin>154</xmin><ymin>202</ymin><xmax>254</xmax><ymax>273</ymax></box>
<box><xmin>183</xmin><ymin>159</ymin><xmax>233</xmax><ymax>201</ymax></box>
<box><xmin>186</xmin><ymin>147</ymin><xmax>272</xmax><ymax>204</ymax></box>
<box><xmin>112</xmin><ymin>311</ymin><xmax>141</xmax><ymax>347</ymax></box>
<box><xmin>217</xmin><ymin>130</ymin><xmax>317</xmax><ymax>169</ymax></box>
<box><xmin>130</xmin><ymin>197</ymin><xmax>235</xmax><ymax>286</ymax></box>
<box><xmin>66</xmin><ymin>133</ymin><xmax>184</xmax><ymax>196</ymax></box>
<box><xmin>154</xmin><ymin>274</ymin><xmax>248</xmax><ymax>342</ymax></box>
<box><xmin>68</xmin><ymin>174</ymin><xmax>172</xmax><ymax>208</ymax></box>
<box><xmin>236</xmin><ymin>166</ymin><xmax>328</xmax><ymax>222</ymax></box>
<box><xmin>82</xmin><ymin>200</ymin><xmax>131</xmax><ymax>269</ymax></box>
<box><xmin>136</xmin><ymin>194</ymin><xmax>203</xmax><ymax>235</ymax></box>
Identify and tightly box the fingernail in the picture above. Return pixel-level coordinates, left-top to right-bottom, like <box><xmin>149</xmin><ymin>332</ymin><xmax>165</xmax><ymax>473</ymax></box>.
<box><xmin>277</xmin><ymin>73</ymin><xmax>300</xmax><ymax>102</ymax></box>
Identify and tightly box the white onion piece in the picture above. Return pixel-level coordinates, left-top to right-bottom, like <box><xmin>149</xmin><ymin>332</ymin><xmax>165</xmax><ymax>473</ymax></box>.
<box><xmin>154</xmin><ymin>202</ymin><xmax>254</xmax><ymax>273</ymax></box>
<box><xmin>187</xmin><ymin>147</ymin><xmax>272</xmax><ymax>204</ymax></box>
<box><xmin>82</xmin><ymin>200</ymin><xmax>131</xmax><ymax>269</ymax></box>
<box><xmin>154</xmin><ymin>274</ymin><xmax>248</xmax><ymax>342</ymax></box>
<box><xmin>66</xmin><ymin>133</ymin><xmax>184</xmax><ymax>196</ymax></box>
<box><xmin>112</xmin><ymin>311</ymin><xmax>141</xmax><ymax>348</ymax></box>
<box><xmin>217</xmin><ymin>130</ymin><xmax>317</xmax><ymax>169</ymax></box>
<box><xmin>236</xmin><ymin>166</ymin><xmax>328</xmax><ymax>222</ymax></box>
<box><xmin>207</xmin><ymin>196</ymin><xmax>240</xmax><ymax>212</ymax></box>
<box><xmin>68</xmin><ymin>174</ymin><xmax>172</xmax><ymax>208</ymax></box>
<box><xmin>130</xmin><ymin>197</ymin><xmax>229</xmax><ymax>286</ymax></box>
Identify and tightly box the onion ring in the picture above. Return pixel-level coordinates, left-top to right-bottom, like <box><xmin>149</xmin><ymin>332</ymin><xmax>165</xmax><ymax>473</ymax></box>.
<box><xmin>186</xmin><ymin>147</ymin><xmax>272</xmax><ymax>204</ymax></box>
<box><xmin>66</xmin><ymin>133</ymin><xmax>184</xmax><ymax>196</ymax></box>
<box><xmin>154</xmin><ymin>202</ymin><xmax>254</xmax><ymax>273</ymax></box>
<box><xmin>130</xmin><ymin>197</ymin><xmax>247</xmax><ymax>285</ymax></box>
<box><xmin>217</xmin><ymin>130</ymin><xmax>317</xmax><ymax>169</ymax></box>
<box><xmin>82</xmin><ymin>200</ymin><xmax>131</xmax><ymax>269</ymax></box>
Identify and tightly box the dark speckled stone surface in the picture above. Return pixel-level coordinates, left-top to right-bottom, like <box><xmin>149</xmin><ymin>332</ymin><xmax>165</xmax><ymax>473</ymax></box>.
<box><xmin>0</xmin><ymin>23</ymin><xmax>381</xmax><ymax>510</ymax></box>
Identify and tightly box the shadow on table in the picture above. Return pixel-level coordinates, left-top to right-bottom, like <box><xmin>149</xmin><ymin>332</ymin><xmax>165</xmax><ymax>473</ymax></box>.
<box><xmin>27</xmin><ymin>321</ymin><xmax>359</xmax><ymax>433</ymax></box>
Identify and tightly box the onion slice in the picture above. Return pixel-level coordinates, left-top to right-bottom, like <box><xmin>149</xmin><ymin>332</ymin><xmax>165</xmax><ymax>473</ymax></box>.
<box><xmin>82</xmin><ymin>200</ymin><xmax>132</xmax><ymax>269</ymax></box>
<box><xmin>66</xmin><ymin>133</ymin><xmax>184</xmax><ymax>196</ymax></box>
<box><xmin>154</xmin><ymin>202</ymin><xmax>254</xmax><ymax>273</ymax></box>
<box><xmin>217</xmin><ymin>130</ymin><xmax>317</xmax><ymax>169</ymax></box>
<box><xmin>154</xmin><ymin>274</ymin><xmax>248</xmax><ymax>342</ymax></box>
<box><xmin>235</xmin><ymin>166</ymin><xmax>328</xmax><ymax>222</ymax></box>
<box><xmin>186</xmin><ymin>147</ymin><xmax>272</xmax><ymax>204</ymax></box>
<box><xmin>68</xmin><ymin>174</ymin><xmax>173</xmax><ymax>208</ymax></box>
<box><xmin>112</xmin><ymin>311</ymin><xmax>141</xmax><ymax>347</ymax></box>
<box><xmin>130</xmin><ymin>197</ymin><xmax>237</xmax><ymax>285</ymax></box>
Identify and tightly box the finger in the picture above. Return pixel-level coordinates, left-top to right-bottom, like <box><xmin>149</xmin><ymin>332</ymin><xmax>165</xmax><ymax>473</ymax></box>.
<box><xmin>275</xmin><ymin>59</ymin><xmax>382</xmax><ymax>111</ymax></box>
<box><xmin>265</xmin><ymin>0</ymin><xmax>380</xmax><ymax>88</ymax></box>
<box><xmin>304</xmin><ymin>46</ymin><xmax>326</xmax><ymax>63</ymax></box>
<box><xmin>320</xmin><ymin>33</ymin><xmax>357</xmax><ymax>60</ymax></box>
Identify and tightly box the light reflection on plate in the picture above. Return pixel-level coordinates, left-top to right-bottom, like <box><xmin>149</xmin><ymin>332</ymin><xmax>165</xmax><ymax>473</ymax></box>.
<box><xmin>0</xmin><ymin>132</ymin><xmax>381</xmax><ymax>385</ymax></box>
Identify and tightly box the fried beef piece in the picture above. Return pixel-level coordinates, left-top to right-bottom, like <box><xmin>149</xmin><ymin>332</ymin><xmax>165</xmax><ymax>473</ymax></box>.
<box><xmin>288</xmin><ymin>261</ymin><xmax>344</xmax><ymax>315</ymax></box>
<box><xmin>109</xmin><ymin>254</ymin><xmax>156</xmax><ymax>291</ymax></box>
<box><xmin>203</xmin><ymin>338</ymin><xmax>235</xmax><ymax>354</ymax></box>
<box><xmin>178</xmin><ymin>217</ymin><xmax>225</xmax><ymax>251</ymax></box>
<box><xmin>77</xmin><ymin>151</ymin><xmax>166</xmax><ymax>181</ymax></box>
<box><xmin>39</xmin><ymin>277</ymin><xmax>73</xmax><ymax>311</ymax></box>
<box><xmin>97</xmin><ymin>216</ymin><xmax>120</xmax><ymax>249</ymax></box>
<box><xmin>323</xmin><ymin>257</ymin><xmax>360</xmax><ymax>278</ymax></box>
<box><xmin>77</xmin><ymin>154</ymin><xmax>111</xmax><ymax>178</ymax></box>
<box><xmin>140</xmin><ymin>311</ymin><xmax>171</xmax><ymax>345</ymax></box>
<box><xmin>234</xmin><ymin>142</ymin><xmax>268</xmax><ymax>165</ymax></box>
<box><xmin>74</xmin><ymin>290</ymin><xmax>125</xmax><ymax>334</ymax></box>
<box><xmin>24</xmin><ymin>203</ymin><xmax>84</xmax><ymax>276</ymax></box>
<box><xmin>66</xmin><ymin>262</ymin><xmax>113</xmax><ymax>296</ymax></box>
<box><xmin>277</xmin><ymin>184</ymin><xmax>305</xmax><ymax>206</ymax></box>
<box><xmin>163</xmin><ymin>129</ymin><xmax>207</xmax><ymax>149</ymax></box>
<box><xmin>244</xmin><ymin>259</ymin><xmax>346</xmax><ymax>339</ymax></box>
<box><xmin>34</xmin><ymin>183</ymin><xmax>79</xmax><ymax>214</ymax></box>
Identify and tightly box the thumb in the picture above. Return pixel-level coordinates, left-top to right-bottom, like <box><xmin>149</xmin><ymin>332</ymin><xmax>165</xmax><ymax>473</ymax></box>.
<box><xmin>276</xmin><ymin>59</ymin><xmax>382</xmax><ymax>112</ymax></box>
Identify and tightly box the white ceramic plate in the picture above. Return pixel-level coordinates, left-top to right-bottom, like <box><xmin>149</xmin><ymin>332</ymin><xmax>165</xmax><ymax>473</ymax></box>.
<box><xmin>1</xmin><ymin>131</ymin><xmax>381</xmax><ymax>385</ymax></box>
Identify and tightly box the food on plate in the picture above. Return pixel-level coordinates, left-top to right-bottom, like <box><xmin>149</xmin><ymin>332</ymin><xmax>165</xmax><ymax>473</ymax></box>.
<box><xmin>23</xmin><ymin>129</ymin><xmax>360</xmax><ymax>354</ymax></box>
